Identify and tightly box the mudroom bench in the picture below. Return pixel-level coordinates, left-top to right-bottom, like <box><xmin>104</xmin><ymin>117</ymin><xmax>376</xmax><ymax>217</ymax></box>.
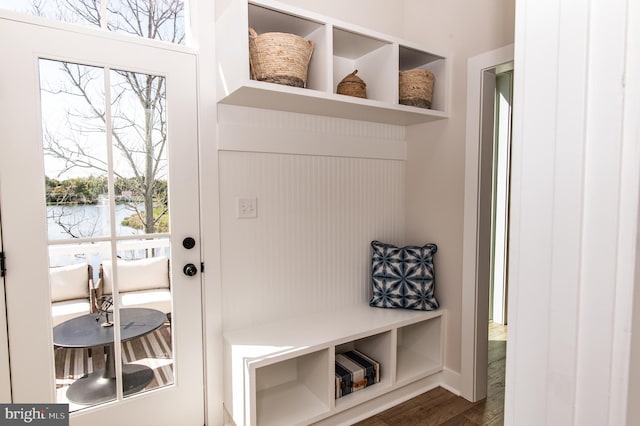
<box><xmin>223</xmin><ymin>304</ymin><xmax>445</xmax><ymax>426</ymax></box>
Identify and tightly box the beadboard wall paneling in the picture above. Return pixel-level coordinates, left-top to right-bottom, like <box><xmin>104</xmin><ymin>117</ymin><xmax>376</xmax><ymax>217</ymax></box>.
<box><xmin>219</xmin><ymin>151</ymin><xmax>405</xmax><ymax>331</ymax></box>
<box><xmin>217</xmin><ymin>104</ymin><xmax>407</xmax><ymax>160</ymax></box>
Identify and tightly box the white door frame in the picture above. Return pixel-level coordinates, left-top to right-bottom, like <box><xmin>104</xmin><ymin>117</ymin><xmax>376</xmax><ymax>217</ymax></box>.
<box><xmin>461</xmin><ymin>44</ymin><xmax>514</xmax><ymax>402</ymax></box>
<box><xmin>189</xmin><ymin>0</ymin><xmax>224</xmax><ymax>423</ymax></box>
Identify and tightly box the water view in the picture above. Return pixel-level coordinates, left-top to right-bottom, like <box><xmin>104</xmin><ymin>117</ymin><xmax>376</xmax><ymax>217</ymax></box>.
<box><xmin>47</xmin><ymin>203</ymin><xmax>144</xmax><ymax>241</ymax></box>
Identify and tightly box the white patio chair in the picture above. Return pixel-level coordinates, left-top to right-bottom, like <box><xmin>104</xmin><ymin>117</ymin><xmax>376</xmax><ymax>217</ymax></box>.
<box><xmin>98</xmin><ymin>256</ymin><xmax>171</xmax><ymax>318</ymax></box>
<box><xmin>50</xmin><ymin>263</ymin><xmax>96</xmax><ymax>327</ymax></box>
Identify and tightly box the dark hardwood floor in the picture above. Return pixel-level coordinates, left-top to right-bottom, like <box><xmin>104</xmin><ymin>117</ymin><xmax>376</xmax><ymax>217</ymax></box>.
<box><xmin>355</xmin><ymin>323</ymin><xmax>506</xmax><ymax>426</ymax></box>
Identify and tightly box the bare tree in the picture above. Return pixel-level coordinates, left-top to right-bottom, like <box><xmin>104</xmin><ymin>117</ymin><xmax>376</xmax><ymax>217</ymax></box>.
<box><xmin>32</xmin><ymin>0</ymin><xmax>184</xmax><ymax>43</ymax></box>
<box><xmin>39</xmin><ymin>0</ymin><xmax>184</xmax><ymax>235</ymax></box>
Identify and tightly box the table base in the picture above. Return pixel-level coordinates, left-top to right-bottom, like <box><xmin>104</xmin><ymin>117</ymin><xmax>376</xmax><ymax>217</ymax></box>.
<box><xmin>66</xmin><ymin>364</ymin><xmax>154</xmax><ymax>405</ymax></box>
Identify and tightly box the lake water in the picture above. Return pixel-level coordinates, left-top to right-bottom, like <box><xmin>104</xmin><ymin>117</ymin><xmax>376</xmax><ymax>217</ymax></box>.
<box><xmin>47</xmin><ymin>203</ymin><xmax>144</xmax><ymax>240</ymax></box>
<box><xmin>46</xmin><ymin>203</ymin><xmax>170</xmax><ymax>276</ymax></box>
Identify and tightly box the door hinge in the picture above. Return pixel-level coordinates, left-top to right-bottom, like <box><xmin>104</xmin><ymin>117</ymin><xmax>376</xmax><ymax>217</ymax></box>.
<box><xmin>200</xmin><ymin>262</ymin><xmax>204</xmax><ymax>274</ymax></box>
<box><xmin>0</xmin><ymin>252</ymin><xmax>5</xmax><ymax>278</ymax></box>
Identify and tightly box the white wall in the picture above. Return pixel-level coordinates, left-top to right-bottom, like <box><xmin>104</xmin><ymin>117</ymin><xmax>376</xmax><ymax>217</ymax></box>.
<box><xmin>274</xmin><ymin>0</ymin><xmax>405</xmax><ymax>39</ymax></box>
<box><xmin>622</xmin><ymin>2</ymin><xmax>640</xmax><ymax>424</ymax></box>
<box><xmin>218</xmin><ymin>106</ymin><xmax>407</xmax><ymax>331</ymax></box>
<box><xmin>403</xmin><ymin>0</ymin><xmax>515</xmax><ymax>375</ymax></box>
<box><xmin>506</xmin><ymin>0</ymin><xmax>639</xmax><ymax>424</ymax></box>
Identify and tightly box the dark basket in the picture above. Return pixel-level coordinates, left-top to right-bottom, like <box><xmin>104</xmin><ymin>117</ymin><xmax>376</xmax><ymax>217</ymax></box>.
<box><xmin>337</xmin><ymin>70</ymin><xmax>367</xmax><ymax>98</ymax></box>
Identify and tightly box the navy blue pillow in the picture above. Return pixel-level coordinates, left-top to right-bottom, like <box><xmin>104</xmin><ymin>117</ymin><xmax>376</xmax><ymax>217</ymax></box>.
<box><xmin>369</xmin><ymin>241</ymin><xmax>439</xmax><ymax>311</ymax></box>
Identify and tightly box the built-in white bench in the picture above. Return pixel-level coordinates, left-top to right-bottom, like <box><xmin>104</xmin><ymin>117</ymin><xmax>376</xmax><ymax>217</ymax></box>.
<box><xmin>223</xmin><ymin>304</ymin><xmax>445</xmax><ymax>426</ymax></box>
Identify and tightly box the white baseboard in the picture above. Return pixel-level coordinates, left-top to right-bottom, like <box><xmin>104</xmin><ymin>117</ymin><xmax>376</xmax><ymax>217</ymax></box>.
<box><xmin>440</xmin><ymin>367</ymin><xmax>462</xmax><ymax>396</ymax></box>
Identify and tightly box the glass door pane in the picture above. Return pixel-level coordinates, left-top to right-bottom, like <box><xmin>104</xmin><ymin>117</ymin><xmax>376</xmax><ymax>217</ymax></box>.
<box><xmin>41</xmin><ymin>58</ymin><xmax>175</xmax><ymax>411</ymax></box>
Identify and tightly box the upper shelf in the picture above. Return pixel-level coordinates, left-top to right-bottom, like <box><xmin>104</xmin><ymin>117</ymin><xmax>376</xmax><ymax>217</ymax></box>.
<box><xmin>215</xmin><ymin>0</ymin><xmax>449</xmax><ymax>125</ymax></box>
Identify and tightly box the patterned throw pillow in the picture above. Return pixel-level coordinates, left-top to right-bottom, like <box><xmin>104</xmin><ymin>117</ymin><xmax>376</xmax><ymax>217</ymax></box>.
<box><xmin>369</xmin><ymin>240</ymin><xmax>439</xmax><ymax>311</ymax></box>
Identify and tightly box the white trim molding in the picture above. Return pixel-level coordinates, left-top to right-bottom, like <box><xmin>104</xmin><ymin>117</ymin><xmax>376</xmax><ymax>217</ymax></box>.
<box><xmin>461</xmin><ymin>44</ymin><xmax>514</xmax><ymax>402</ymax></box>
<box><xmin>440</xmin><ymin>367</ymin><xmax>462</xmax><ymax>397</ymax></box>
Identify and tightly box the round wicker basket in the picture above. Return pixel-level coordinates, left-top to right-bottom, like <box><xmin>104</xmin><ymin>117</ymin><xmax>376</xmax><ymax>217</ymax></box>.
<box><xmin>337</xmin><ymin>70</ymin><xmax>367</xmax><ymax>98</ymax></box>
<box><xmin>399</xmin><ymin>68</ymin><xmax>435</xmax><ymax>109</ymax></box>
<box><xmin>249</xmin><ymin>28</ymin><xmax>315</xmax><ymax>88</ymax></box>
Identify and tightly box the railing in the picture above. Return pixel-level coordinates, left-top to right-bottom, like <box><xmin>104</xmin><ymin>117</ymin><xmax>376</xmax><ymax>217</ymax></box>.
<box><xmin>48</xmin><ymin>238</ymin><xmax>171</xmax><ymax>281</ymax></box>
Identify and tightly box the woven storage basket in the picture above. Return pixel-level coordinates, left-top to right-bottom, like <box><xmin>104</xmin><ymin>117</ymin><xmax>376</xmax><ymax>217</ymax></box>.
<box><xmin>337</xmin><ymin>70</ymin><xmax>367</xmax><ymax>98</ymax></box>
<box><xmin>399</xmin><ymin>68</ymin><xmax>435</xmax><ymax>109</ymax></box>
<box><xmin>249</xmin><ymin>27</ymin><xmax>314</xmax><ymax>88</ymax></box>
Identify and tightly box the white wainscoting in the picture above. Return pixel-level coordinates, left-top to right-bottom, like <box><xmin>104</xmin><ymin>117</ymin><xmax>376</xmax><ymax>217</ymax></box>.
<box><xmin>219</xmin><ymin>150</ymin><xmax>405</xmax><ymax>331</ymax></box>
<box><xmin>218</xmin><ymin>106</ymin><xmax>407</xmax><ymax>332</ymax></box>
<box><xmin>217</xmin><ymin>104</ymin><xmax>407</xmax><ymax>160</ymax></box>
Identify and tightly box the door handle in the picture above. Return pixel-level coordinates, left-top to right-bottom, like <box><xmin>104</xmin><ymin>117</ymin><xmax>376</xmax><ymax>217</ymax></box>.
<box><xmin>183</xmin><ymin>263</ymin><xmax>198</xmax><ymax>276</ymax></box>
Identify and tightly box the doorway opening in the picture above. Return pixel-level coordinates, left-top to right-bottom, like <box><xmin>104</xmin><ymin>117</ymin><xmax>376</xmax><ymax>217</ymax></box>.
<box><xmin>461</xmin><ymin>44</ymin><xmax>514</xmax><ymax>405</ymax></box>
<box><xmin>488</xmin><ymin>65</ymin><xmax>513</xmax><ymax>329</ymax></box>
<box><xmin>486</xmin><ymin>64</ymin><xmax>513</xmax><ymax>420</ymax></box>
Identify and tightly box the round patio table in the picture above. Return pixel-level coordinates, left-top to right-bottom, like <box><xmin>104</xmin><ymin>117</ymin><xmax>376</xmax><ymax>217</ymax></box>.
<box><xmin>53</xmin><ymin>307</ymin><xmax>167</xmax><ymax>405</ymax></box>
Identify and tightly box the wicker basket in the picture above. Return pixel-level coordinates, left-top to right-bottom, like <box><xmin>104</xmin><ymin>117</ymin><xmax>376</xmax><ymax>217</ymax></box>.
<box><xmin>249</xmin><ymin>27</ymin><xmax>314</xmax><ymax>88</ymax></box>
<box><xmin>337</xmin><ymin>70</ymin><xmax>367</xmax><ymax>98</ymax></box>
<box><xmin>399</xmin><ymin>68</ymin><xmax>435</xmax><ymax>109</ymax></box>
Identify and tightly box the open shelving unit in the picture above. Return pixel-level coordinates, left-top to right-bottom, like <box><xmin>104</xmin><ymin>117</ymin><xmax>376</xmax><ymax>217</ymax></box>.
<box><xmin>255</xmin><ymin>349</ymin><xmax>330</xmax><ymax>426</ymax></box>
<box><xmin>396</xmin><ymin>317</ymin><xmax>443</xmax><ymax>385</ymax></box>
<box><xmin>215</xmin><ymin>0</ymin><xmax>449</xmax><ymax>125</ymax></box>
<box><xmin>223</xmin><ymin>305</ymin><xmax>445</xmax><ymax>426</ymax></box>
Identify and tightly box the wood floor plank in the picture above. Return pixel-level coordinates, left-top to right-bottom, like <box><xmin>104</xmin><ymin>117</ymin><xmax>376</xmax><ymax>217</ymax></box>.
<box><xmin>461</xmin><ymin>393</ymin><xmax>505</xmax><ymax>425</ymax></box>
<box><xmin>354</xmin><ymin>388</ymin><xmax>454</xmax><ymax>426</ymax></box>
<box><xmin>379</xmin><ymin>394</ymin><xmax>476</xmax><ymax>426</ymax></box>
<box><xmin>354</xmin><ymin>417</ymin><xmax>388</xmax><ymax>426</ymax></box>
<box><xmin>439</xmin><ymin>413</ymin><xmax>482</xmax><ymax>426</ymax></box>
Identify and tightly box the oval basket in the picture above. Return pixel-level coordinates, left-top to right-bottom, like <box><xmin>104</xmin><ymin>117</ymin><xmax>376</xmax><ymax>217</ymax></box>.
<box><xmin>249</xmin><ymin>28</ymin><xmax>315</xmax><ymax>88</ymax></box>
<box><xmin>399</xmin><ymin>69</ymin><xmax>435</xmax><ymax>109</ymax></box>
<box><xmin>337</xmin><ymin>70</ymin><xmax>367</xmax><ymax>98</ymax></box>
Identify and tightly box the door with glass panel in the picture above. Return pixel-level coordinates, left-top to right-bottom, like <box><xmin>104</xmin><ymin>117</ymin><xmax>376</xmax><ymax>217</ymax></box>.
<box><xmin>0</xmin><ymin>18</ymin><xmax>204</xmax><ymax>425</ymax></box>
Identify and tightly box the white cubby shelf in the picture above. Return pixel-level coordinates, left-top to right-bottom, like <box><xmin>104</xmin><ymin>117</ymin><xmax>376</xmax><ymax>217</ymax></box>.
<box><xmin>223</xmin><ymin>304</ymin><xmax>445</xmax><ymax>426</ymax></box>
<box><xmin>216</xmin><ymin>0</ymin><xmax>450</xmax><ymax>125</ymax></box>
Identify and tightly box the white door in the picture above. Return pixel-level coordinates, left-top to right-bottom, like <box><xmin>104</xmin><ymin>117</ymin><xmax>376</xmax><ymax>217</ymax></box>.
<box><xmin>0</xmin><ymin>18</ymin><xmax>204</xmax><ymax>425</ymax></box>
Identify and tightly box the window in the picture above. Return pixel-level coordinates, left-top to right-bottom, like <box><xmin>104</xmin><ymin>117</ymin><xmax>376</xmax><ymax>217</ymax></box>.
<box><xmin>0</xmin><ymin>0</ymin><xmax>186</xmax><ymax>44</ymax></box>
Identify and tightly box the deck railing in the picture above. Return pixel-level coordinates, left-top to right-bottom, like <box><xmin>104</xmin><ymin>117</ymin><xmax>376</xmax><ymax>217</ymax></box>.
<box><xmin>48</xmin><ymin>238</ymin><xmax>171</xmax><ymax>281</ymax></box>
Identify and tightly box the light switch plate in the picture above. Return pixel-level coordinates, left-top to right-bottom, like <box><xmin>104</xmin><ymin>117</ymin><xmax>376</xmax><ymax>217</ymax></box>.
<box><xmin>236</xmin><ymin>197</ymin><xmax>257</xmax><ymax>218</ymax></box>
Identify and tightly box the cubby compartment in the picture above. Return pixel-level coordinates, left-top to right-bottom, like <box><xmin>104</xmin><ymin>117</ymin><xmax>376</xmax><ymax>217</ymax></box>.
<box><xmin>395</xmin><ymin>316</ymin><xmax>443</xmax><ymax>384</ymax></box>
<box><xmin>248</xmin><ymin>3</ymin><xmax>329</xmax><ymax>92</ymax></box>
<box><xmin>399</xmin><ymin>45</ymin><xmax>447</xmax><ymax>112</ymax></box>
<box><xmin>332</xmin><ymin>27</ymin><xmax>395</xmax><ymax>102</ymax></box>
<box><xmin>254</xmin><ymin>349</ymin><xmax>330</xmax><ymax>426</ymax></box>
<box><xmin>334</xmin><ymin>331</ymin><xmax>392</xmax><ymax>408</ymax></box>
